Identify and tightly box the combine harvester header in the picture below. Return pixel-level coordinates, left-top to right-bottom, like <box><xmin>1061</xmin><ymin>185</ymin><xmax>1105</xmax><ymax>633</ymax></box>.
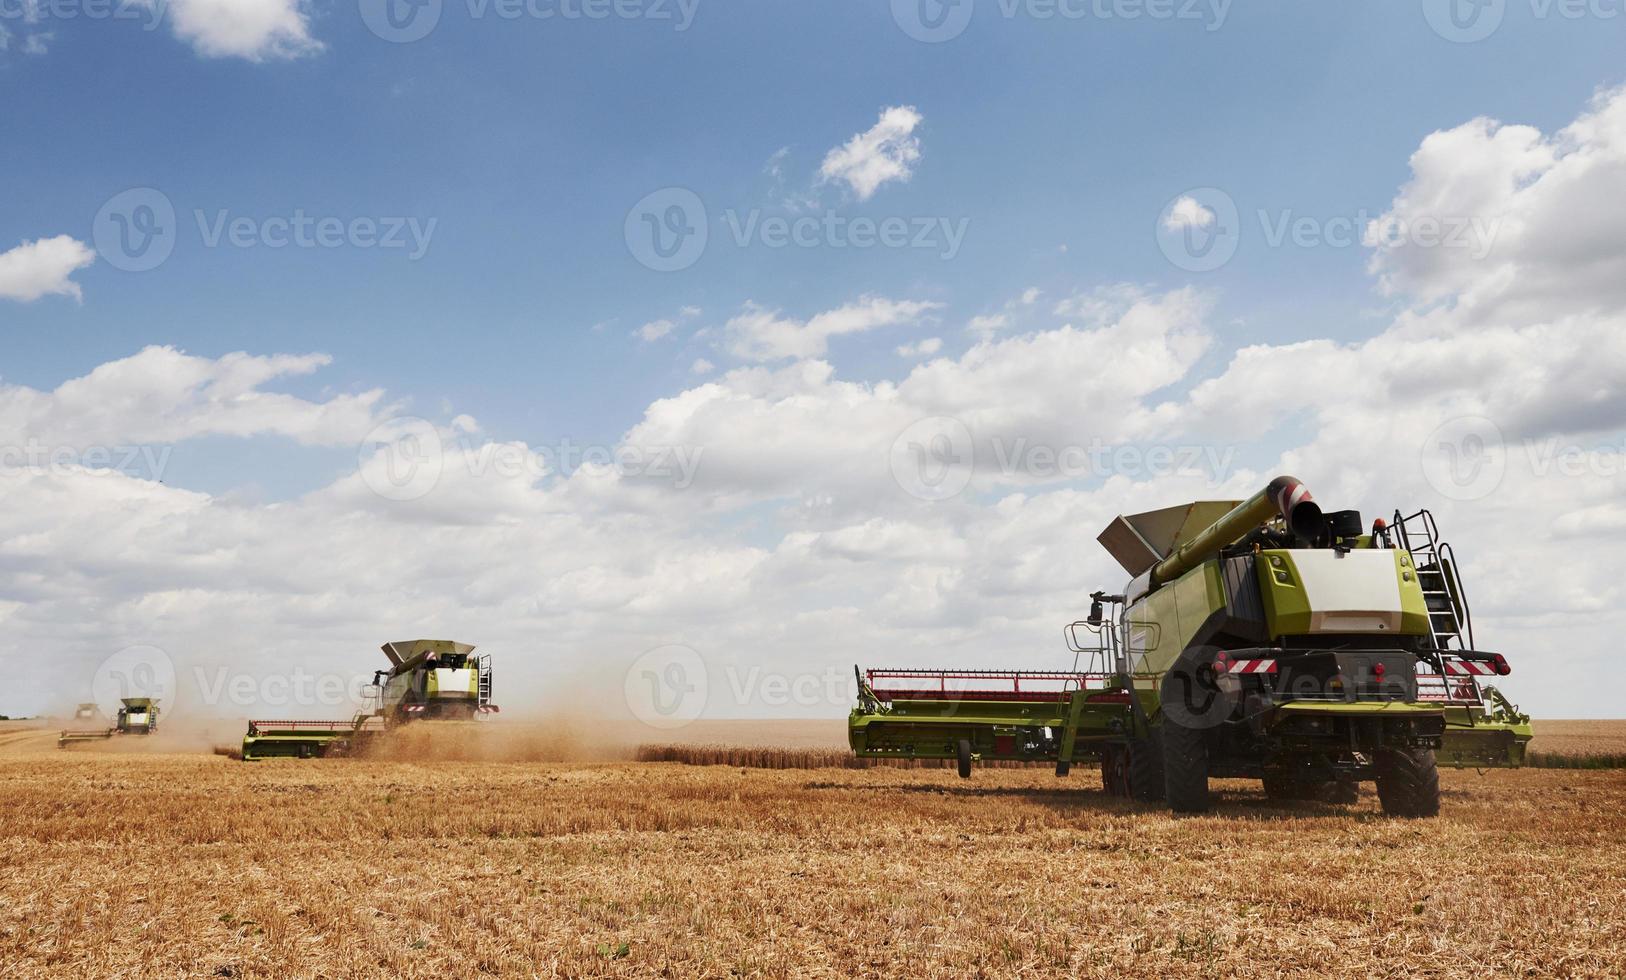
<box><xmin>241</xmin><ymin>639</ymin><xmax>497</xmax><ymax>760</ymax></box>
<box><xmin>850</xmin><ymin>477</ymin><xmax>1533</xmax><ymax>816</ymax></box>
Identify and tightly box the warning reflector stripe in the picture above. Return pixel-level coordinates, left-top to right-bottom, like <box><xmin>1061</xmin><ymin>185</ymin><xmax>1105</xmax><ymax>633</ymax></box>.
<box><xmin>1444</xmin><ymin>661</ymin><xmax>1496</xmax><ymax>676</ymax></box>
<box><xmin>1226</xmin><ymin>659</ymin><xmax>1278</xmax><ymax>674</ymax></box>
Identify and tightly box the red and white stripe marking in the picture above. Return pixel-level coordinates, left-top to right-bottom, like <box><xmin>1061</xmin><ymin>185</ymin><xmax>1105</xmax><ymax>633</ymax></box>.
<box><xmin>1224</xmin><ymin>659</ymin><xmax>1278</xmax><ymax>675</ymax></box>
<box><xmin>1443</xmin><ymin>661</ymin><xmax>1497</xmax><ymax>676</ymax></box>
<box><xmin>1272</xmin><ymin>479</ymin><xmax>1313</xmax><ymax>516</ymax></box>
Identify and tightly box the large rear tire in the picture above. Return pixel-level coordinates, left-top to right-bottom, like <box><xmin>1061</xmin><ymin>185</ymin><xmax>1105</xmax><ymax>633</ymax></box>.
<box><xmin>1375</xmin><ymin>747</ymin><xmax>1440</xmax><ymax>817</ymax></box>
<box><xmin>955</xmin><ymin>739</ymin><xmax>973</xmax><ymax>780</ymax></box>
<box><xmin>1162</xmin><ymin>722</ymin><xmax>1210</xmax><ymax>813</ymax></box>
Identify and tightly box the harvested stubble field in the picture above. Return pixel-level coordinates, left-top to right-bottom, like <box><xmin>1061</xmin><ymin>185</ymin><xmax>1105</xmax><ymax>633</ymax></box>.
<box><xmin>3</xmin><ymin>724</ymin><xmax>1625</xmax><ymax>978</ymax></box>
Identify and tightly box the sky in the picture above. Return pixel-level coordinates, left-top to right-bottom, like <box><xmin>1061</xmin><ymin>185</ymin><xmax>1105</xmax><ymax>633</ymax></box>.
<box><xmin>2</xmin><ymin>0</ymin><xmax>1625</xmax><ymax>724</ymax></box>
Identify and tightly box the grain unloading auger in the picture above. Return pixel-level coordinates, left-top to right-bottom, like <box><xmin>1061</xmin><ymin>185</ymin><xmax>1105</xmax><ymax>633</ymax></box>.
<box><xmin>241</xmin><ymin>639</ymin><xmax>498</xmax><ymax>760</ymax></box>
<box><xmin>849</xmin><ymin>476</ymin><xmax>1533</xmax><ymax>816</ymax></box>
<box><xmin>57</xmin><ymin>698</ymin><xmax>160</xmax><ymax>747</ymax></box>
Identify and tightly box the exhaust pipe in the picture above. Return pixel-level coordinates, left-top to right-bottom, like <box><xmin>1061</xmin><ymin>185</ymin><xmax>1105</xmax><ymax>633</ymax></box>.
<box><xmin>1150</xmin><ymin>476</ymin><xmax>1323</xmax><ymax>587</ymax></box>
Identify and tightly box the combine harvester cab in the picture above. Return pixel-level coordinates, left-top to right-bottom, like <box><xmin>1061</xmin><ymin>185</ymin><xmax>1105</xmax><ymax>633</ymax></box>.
<box><xmin>850</xmin><ymin>476</ymin><xmax>1532</xmax><ymax>816</ymax></box>
<box><xmin>59</xmin><ymin>697</ymin><xmax>160</xmax><ymax>748</ymax></box>
<box><xmin>241</xmin><ymin>639</ymin><xmax>498</xmax><ymax>761</ymax></box>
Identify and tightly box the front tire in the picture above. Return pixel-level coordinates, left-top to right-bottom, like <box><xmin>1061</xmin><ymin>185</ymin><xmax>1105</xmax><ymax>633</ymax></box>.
<box><xmin>1375</xmin><ymin>747</ymin><xmax>1440</xmax><ymax>817</ymax></box>
<box><xmin>1128</xmin><ymin>731</ymin><xmax>1165</xmax><ymax>803</ymax></box>
<box><xmin>955</xmin><ymin>739</ymin><xmax>973</xmax><ymax>779</ymax></box>
<box><xmin>1162</xmin><ymin>721</ymin><xmax>1210</xmax><ymax>813</ymax></box>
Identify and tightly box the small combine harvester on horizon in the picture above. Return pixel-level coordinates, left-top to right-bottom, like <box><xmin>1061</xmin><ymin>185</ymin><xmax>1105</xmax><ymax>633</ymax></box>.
<box><xmin>240</xmin><ymin>639</ymin><xmax>497</xmax><ymax>760</ymax></box>
<box><xmin>57</xmin><ymin>697</ymin><xmax>160</xmax><ymax>748</ymax></box>
<box><xmin>849</xmin><ymin>476</ymin><xmax>1533</xmax><ymax>817</ymax></box>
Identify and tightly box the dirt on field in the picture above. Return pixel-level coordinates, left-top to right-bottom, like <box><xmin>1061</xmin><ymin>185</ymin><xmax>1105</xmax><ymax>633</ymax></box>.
<box><xmin>2</xmin><ymin>726</ymin><xmax>1624</xmax><ymax>978</ymax></box>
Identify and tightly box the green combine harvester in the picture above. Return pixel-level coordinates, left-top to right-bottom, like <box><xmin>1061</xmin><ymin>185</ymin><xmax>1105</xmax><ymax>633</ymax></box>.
<box><xmin>58</xmin><ymin>697</ymin><xmax>160</xmax><ymax>747</ymax></box>
<box><xmin>850</xmin><ymin>477</ymin><xmax>1533</xmax><ymax>816</ymax></box>
<box><xmin>241</xmin><ymin>639</ymin><xmax>497</xmax><ymax>760</ymax></box>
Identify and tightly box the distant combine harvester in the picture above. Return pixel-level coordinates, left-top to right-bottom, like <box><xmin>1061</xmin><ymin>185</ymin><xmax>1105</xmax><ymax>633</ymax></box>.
<box><xmin>241</xmin><ymin>639</ymin><xmax>498</xmax><ymax>760</ymax></box>
<box><xmin>58</xmin><ymin>698</ymin><xmax>160</xmax><ymax>748</ymax></box>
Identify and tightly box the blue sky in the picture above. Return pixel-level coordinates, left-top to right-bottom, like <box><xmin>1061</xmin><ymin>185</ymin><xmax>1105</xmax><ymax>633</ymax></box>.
<box><xmin>4</xmin><ymin>1</ymin><xmax>1626</xmax><ymax>719</ymax></box>
<box><xmin>7</xmin><ymin>1</ymin><xmax>1619</xmax><ymax>459</ymax></box>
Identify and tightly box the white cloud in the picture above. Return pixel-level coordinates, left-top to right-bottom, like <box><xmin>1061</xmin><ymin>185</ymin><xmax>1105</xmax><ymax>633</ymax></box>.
<box><xmin>724</xmin><ymin>295</ymin><xmax>941</xmax><ymax>362</ymax></box>
<box><xmin>818</xmin><ymin>105</ymin><xmax>924</xmax><ymax>201</ymax></box>
<box><xmin>0</xmin><ymin>346</ymin><xmax>385</xmax><ymax>448</ymax></box>
<box><xmin>148</xmin><ymin>0</ymin><xmax>322</xmax><ymax>62</ymax></box>
<box><xmin>22</xmin><ymin>30</ymin><xmax>49</xmax><ymax>54</ymax></box>
<box><xmin>1366</xmin><ymin>85</ymin><xmax>1626</xmax><ymax>322</ymax></box>
<box><xmin>966</xmin><ymin>314</ymin><xmax>1008</xmax><ymax>337</ymax></box>
<box><xmin>896</xmin><ymin>337</ymin><xmax>943</xmax><ymax>358</ymax></box>
<box><xmin>0</xmin><ymin>236</ymin><xmax>95</xmax><ymax>303</ymax></box>
<box><xmin>1163</xmin><ymin>195</ymin><xmax>1215</xmax><ymax>231</ymax></box>
<box><xmin>1019</xmin><ymin>287</ymin><xmax>1041</xmax><ymax>306</ymax></box>
<box><xmin>637</xmin><ymin>319</ymin><xmax>676</xmax><ymax>343</ymax></box>
<box><xmin>690</xmin><ymin>358</ymin><xmax>716</xmax><ymax>375</ymax></box>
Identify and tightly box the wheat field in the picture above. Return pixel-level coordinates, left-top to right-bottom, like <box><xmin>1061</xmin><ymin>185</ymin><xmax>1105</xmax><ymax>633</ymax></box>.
<box><xmin>3</xmin><ymin>722</ymin><xmax>1624</xmax><ymax>978</ymax></box>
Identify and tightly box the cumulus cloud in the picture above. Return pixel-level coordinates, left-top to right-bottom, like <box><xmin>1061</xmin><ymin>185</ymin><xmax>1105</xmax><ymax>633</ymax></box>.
<box><xmin>896</xmin><ymin>337</ymin><xmax>943</xmax><ymax>358</ymax></box>
<box><xmin>819</xmin><ymin>105</ymin><xmax>924</xmax><ymax>201</ymax></box>
<box><xmin>146</xmin><ymin>0</ymin><xmax>322</xmax><ymax>62</ymax></box>
<box><xmin>724</xmin><ymin>295</ymin><xmax>941</xmax><ymax>362</ymax></box>
<box><xmin>0</xmin><ymin>346</ymin><xmax>386</xmax><ymax>448</ymax></box>
<box><xmin>0</xmin><ymin>236</ymin><xmax>95</xmax><ymax>303</ymax></box>
<box><xmin>637</xmin><ymin>319</ymin><xmax>676</xmax><ymax>343</ymax></box>
<box><xmin>1163</xmin><ymin>195</ymin><xmax>1215</xmax><ymax>231</ymax></box>
<box><xmin>1367</xmin><ymin>85</ymin><xmax>1626</xmax><ymax>321</ymax></box>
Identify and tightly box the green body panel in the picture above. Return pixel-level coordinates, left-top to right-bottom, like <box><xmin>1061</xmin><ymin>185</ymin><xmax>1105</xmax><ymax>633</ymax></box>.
<box><xmin>1124</xmin><ymin>561</ymin><xmax>1224</xmax><ymax>677</ymax></box>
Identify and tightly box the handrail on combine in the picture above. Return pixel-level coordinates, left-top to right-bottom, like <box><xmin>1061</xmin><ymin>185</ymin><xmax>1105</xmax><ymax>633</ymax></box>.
<box><xmin>864</xmin><ymin>668</ymin><xmax>1115</xmax><ymax>703</ymax></box>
